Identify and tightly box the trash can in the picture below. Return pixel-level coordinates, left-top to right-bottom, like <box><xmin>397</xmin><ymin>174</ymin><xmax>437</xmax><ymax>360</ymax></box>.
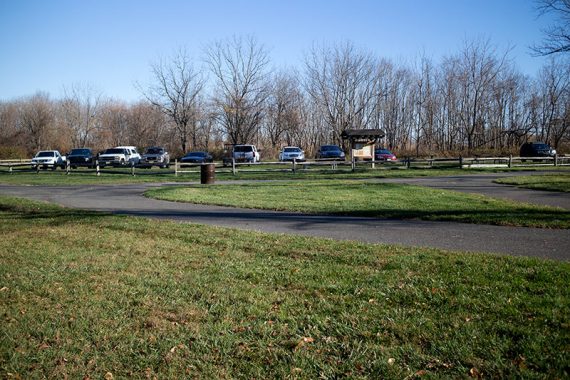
<box><xmin>200</xmin><ymin>163</ymin><xmax>216</xmax><ymax>184</ymax></box>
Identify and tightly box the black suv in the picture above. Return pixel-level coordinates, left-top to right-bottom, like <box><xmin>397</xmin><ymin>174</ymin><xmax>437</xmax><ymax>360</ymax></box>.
<box><xmin>520</xmin><ymin>142</ymin><xmax>556</xmax><ymax>158</ymax></box>
<box><xmin>67</xmin><ymin>148</ymin><xmax>95</xmax><ymax>168</ymax></box>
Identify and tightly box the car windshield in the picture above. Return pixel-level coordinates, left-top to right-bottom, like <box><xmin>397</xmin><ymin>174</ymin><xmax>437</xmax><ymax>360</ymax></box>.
<box><xmin>104</xmin><ymin>148</ymin><xmax>124</xmax><ymax>154</ymax></box>
<box><xmin>234</xmin><ymin>146</ymin><xmax>253</xmax><ymax>152</ymax></box>
<box><xmin>377</xmin><ymin>149</ymin><xmax>392</xmax><ymax>154</ymax></box>
<box><xmin>284</xmin><ymin>147</ymin><xmax>301</xmax><ymax>153</ymax></box>
<box><xmin>185</xmin><ymin>152</ymin><xmax>206</xmax><ymax>157</ymax></box>
<box><xmin>36</xmin><ymin>151</ymin><xmax>55</xmax><ymax>157</ymax></box>
<box><xmin>70</xmin><ymin>149</ymin><xmax>90</xmax><ymax>155</ymax></box>
<box><xmin>146</xmin><ymin>148</ymin><xmax>164</xmax><ymax>154</ymax></box>
<box><xmin>533</xmin><ymin>144</ymin><xmax>550</xmax><ymax>150</ymax></box>
<box><xmin>321</xmin><ymin>145</ymin><xmax>340</xmax><ymax>151</ymax></box>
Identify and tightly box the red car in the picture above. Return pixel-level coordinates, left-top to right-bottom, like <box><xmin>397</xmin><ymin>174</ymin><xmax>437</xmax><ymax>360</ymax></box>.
<box><xmin>374</xmin><ymin>148</ymin><xmax>397</xmax><ymax>161</ymax></box>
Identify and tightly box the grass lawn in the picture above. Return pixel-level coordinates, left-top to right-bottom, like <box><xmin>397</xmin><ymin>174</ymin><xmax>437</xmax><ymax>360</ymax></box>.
<box><xmin>146</xmin><ymin>181</ymin><xmax>570</xmax><ymax>229</ymax></box>
<box><xmin>0</xmin><ymin>196</ymin><xmax>568</xmax><ymax>378</ymax></box>
<box><xmin>495</xmin><ymin>173</ymin><xmax>570</xmax><ymax>192</ymax></box>
<box><xmin>2</xmin><ymin>165</ymin><xmax>569</xmax><ymax>186</ymax></box>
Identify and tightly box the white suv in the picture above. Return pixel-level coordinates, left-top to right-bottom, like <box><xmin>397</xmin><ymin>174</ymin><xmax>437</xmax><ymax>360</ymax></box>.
<box><xmin>31</xmin><ymin>150</ymin><xmax>66</xmax><ymax>170</ymax></box>
<box><xmin>232</xmin><ymin>145</ymin><xmax>260</xmax><ymax>163</ymax></box>
<box><xmin>98</xmin><ymin>146</ymin><xmax>141</xmax><ymax>167</ymax></box>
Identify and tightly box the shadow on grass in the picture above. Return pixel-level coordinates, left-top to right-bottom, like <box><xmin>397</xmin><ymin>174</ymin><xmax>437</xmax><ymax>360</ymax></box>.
<box><xmin>0</xmin><ymin>199</ymin><xmax>110</xmax><ymax>225</ymax></box>
<box><xmin>331</xmin><ymin>208</ymin><xmax>570</xmax><ymax>227</ymax></box>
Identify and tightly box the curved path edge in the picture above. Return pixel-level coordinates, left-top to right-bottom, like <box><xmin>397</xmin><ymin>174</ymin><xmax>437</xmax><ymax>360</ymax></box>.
<box><xmin>1</xmin><ymin>181</ymin><xmax>568</xmax><ymax>261</ymax></box>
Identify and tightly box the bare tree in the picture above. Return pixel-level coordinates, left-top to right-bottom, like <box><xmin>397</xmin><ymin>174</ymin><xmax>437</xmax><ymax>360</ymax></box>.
<box><xmin>98</xmin><ymin>100</ymin><xmax>130</xmax><ymax>148</ymax></box>
<box><xmin>60</xmin><ymin>83</ymin><xmax>103</xmax><ymax>148</ymax></box>
<box><xmin>532</xmin><ymin>58</ymin><xmax>570</xmax><ymax>146</ymax></box>
<box><xmin>373</xmin><ymin>60</ymin><xmax>415</xmax><ymax>151</ymax></box>
<box><xmin>17</xmin><ymin>92</ymin><xmax>54</xmax><ymax>152</ymax></box>
<box><xmin>265</xmin><ymin>69</ymin><xmax>304</xmax><ymax>148</ymax></box>
<box><xmin>453</xmin><ymin>39</ymin><xmax>510</xmax><ymax>152</ymax></box>
<box><xmin>0</xmin><ymin>101</ymin><xmax>20</xmax><ymax>148</ymax></box>
<box><xmin>206</xmin><ymin>36</ymin><xmax>271</xmax><ymax>145</ymax></box>
<box><xmin>127</xmin><ymin>101</ymin><xmax>168</xmax><ymax>149</ymax></box>
<box><xmin>140</xmin><ymin>48</ymin><xmax>204</xmax><ymax>153</ymax></box>
<box><xmin>532</xmin><ymin>0</ymin><xmax>570</xmax><ymax>55</ymax></box>
<box><xmin>305</xmin><ymin>41</ymin><xmax>379</xmax><ymax>146</ymax></box>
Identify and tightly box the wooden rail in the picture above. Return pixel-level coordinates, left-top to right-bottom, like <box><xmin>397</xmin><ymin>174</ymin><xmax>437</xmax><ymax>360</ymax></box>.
<box><xmin>1</xmin><ymin>155</ymin><xmax>569</xmax><ymax>176</ymax></box>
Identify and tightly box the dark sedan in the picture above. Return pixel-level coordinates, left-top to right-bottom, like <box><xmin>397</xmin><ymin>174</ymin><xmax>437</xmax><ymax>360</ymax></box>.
<box><xmin>67</xmin><ymin>148</ymin><xmax>95</xmax><ymax>168</ymax></box>
<box><xmin>180</xmin><ymin>151</ymin><xmax>213</xmax><ymax>163</ymax></box>
<box><xmin>316</xmin><ymin>145</ymin><xmax>346</xmax><ymax>160</ymax></box>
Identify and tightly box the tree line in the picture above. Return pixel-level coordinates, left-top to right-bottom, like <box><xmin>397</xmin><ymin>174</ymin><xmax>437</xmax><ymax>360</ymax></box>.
<box><xmin>1</xmin><ymin>37</ymin><xmax>569</xmax><ymax>159</ymax></box>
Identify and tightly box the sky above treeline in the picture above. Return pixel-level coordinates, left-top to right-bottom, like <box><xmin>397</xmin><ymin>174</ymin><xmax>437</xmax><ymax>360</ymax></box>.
<box><xmin>0</xmin><ymin>0</ymin><xmax>560</xmax><ymax>103</ymax></box>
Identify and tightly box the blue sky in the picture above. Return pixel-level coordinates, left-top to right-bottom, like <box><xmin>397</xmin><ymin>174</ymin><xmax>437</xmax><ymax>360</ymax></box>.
<box><xmin>0</xmin><ymin>0</ymin><xmax>558</xmax><ymax>102</ymax></box>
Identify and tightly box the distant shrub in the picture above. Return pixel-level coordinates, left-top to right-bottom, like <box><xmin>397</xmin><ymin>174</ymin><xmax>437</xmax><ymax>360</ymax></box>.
<box><xmin>0</xmin><ymin>146</ymin><xmax>28</xmax><ymax>160</ymax></box>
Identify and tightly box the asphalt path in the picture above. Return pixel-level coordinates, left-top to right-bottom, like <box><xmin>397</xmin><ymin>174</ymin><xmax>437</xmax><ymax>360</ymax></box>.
<box><xmin>1</xmin><ymin>172</ymin><xmax>569</xmax><ymax>261</ymax></box>
<box><xmin>383</xmin><ymin>172</ymin><xmax>570</xmax><ymax>210</ymax></box>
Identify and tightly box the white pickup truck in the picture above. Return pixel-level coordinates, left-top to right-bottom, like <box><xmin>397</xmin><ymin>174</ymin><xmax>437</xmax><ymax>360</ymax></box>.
<box><xmin>31</xmin><ymin>150</ymin><xmax>66</xmax><ymax>170</ymax></box>
<box><xmin>98</xmin><ymin>146</ymin><xmax>141</xmax><ymax>167</ymax></box>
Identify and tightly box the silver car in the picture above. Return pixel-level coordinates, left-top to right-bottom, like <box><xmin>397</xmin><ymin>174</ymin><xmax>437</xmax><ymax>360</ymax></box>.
<box><xmin>279</xmin><ymin>146</ymin><xmax>305</xmax><ymax>162</ymax></box>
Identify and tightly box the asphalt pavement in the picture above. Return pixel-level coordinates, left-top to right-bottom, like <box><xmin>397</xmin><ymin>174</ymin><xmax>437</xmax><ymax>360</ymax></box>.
<box><xmin>382</xmin><ymin>171</ymin><xmax>570</xmax><ymax>210</ymax></box>
<box><xmin>1</xmin><ymin>172</ymin><xmax>569</xmax><ymax>261</ymax></box>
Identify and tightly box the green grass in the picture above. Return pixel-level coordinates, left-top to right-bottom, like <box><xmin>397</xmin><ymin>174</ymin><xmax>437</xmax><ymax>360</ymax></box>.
<box><xmin>495</xmin><ymin>173</ymin><xmax>570</xmax><ymax>192</ymax></box>
<box><xmin>146</xmin><ymin>181</ymin><xmax>570</xmax><ymax>228</ymax></box>
<box><xmin>0</xmin><ymin>196</ymin><xmax>568</xmax><ymax>378</ymax></box>
<box><xmin>0</xmin><ymin>167</ymin><xmax>187</xmax><ymax>185</ymax></box>
<box><xmin>2</xmin><ymin>165</ymin><xmax>570</xmax><ymax>185</ymax></box>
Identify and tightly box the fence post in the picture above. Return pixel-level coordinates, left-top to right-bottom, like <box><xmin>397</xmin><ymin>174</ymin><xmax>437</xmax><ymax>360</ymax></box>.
<box><xmin>66</xmin><ymin>160</ymin><xmax>70</xmax><ymax>175</ymax></box>
<box><xmin>406</xmin><ymin>157</ymin><xmax>410</xmax><ymax>169</ymax></box>
<box><xmin>9</xmin><ymin>165</ymin><xmax>13</xmax><ymax>174</ymax></box>
<box><xmin>430</xmin><ymin>156</ymin><xmax>433</xmax><ymax>167</ymax></box>
<box><xmin>36</xmin><ymin>164</ymin><xmax>40</xmax><ymax>174</ymax></box>
<box><xmin>174</xmin><ymin>159</ymin><xmax>178</xmax><ymax>177</ymax></box>
<box><xmin>459</xmin><ymin>155</ymin><xmax>463</xmax><ymax>169</ymax></box>
<box><xmin>351</xmin><ymin>157</ymin><xmax>356</xmax><ymax>172</ymax></box>
<box><xmin>232</xmin><ymin>158</ymin><xmax>236</xmax><ymax>175</ymax></box>
<box><xmin>554</xmin><ymin>153</ymin><xmax>558</xmax><ymax>167</ymax></box>
<box><xmin>96</xmin><ymin>160</ymin><xmax>100</xmax><ymax>176</ymax></box>
<box><xmin>292</xmin><ymin>158</ymin><xmax>296</xmax><ymax>173</ymax></box>
<box><xmin>131</xmin><ymin>161</ymin><xmax>136</xmax><ymax>176</ymax></box>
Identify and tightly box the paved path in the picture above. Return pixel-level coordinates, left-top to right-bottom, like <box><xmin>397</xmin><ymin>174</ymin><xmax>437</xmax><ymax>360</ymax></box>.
<box><xmin>382</xmin><ymin>172</ymin><xmax>570</xmax><ymax>210</ymax></box>
<box><xmin>1</xmin><ymin>172</ymin><xmax>569</xmax><ymax>261</ymax></box>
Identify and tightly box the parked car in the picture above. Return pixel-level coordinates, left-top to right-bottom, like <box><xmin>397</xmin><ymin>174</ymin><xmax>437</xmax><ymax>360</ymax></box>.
<box><xmin>374</xmin><ymin>148</ymin><xmax>397</xmax><ymax>161</ymax></box>
<box><xmin>520</xmin><ymin>142</ymin><xmax>556</xmax><ymax>158</ymax></box>
<box><xmin>279</xmin><ymin>146</ymin><xmax>305</xmax><ymax>162</ymax></box>
<box><xmin>140</xmin><ymin>146</ymin><xmax>170</xmax><ymax>168</ymax></box>
<box><xmin>31</xmin><ymin>150</ymin><xmax>66</xmax><ymax>170</ymax></box>
<box><xmin>98</xmin><ymin>146</ymin><xmax>140</xmax><ymax>167</ymax></box>
<box><xmin>116</xmin><ymin>146</ymin><xmax>141</xmax><ymax>164</ymax></box>
<box><xmin>67</xmin><ymin>148</ymin><xmax>95</xmax><ymax>168</ymax></box>
<box><xmin>180</xmin><ymin>151</ymin><xmax>213</xmax><ymax>164</ymax></box>
<box><xmin>223</xmin><ymin>144</ymin><xmax>260</xmax><ymax>165</ymax></box>
<box><xmin>316</xmin><ymin>145</ymin><xmax>345</xmax><ymax>160</ymax></box>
